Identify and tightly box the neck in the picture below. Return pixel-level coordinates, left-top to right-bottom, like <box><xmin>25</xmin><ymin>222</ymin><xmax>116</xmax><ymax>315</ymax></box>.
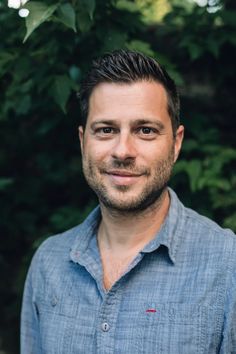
<box><xmin>98</xmin><ymin>188</ymin><xmax>170</xmax><ymax>254</ymax></box>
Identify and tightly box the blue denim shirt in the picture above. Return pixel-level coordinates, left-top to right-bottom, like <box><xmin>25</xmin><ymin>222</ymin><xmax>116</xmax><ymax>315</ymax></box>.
<box><xmin>21</xmin><ymin>189</ymin><xmax>236</xmax><ymax>354</ymax></box>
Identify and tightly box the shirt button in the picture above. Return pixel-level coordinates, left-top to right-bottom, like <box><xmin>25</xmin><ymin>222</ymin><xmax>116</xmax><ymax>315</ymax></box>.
<box><xmin>51</xmin><ymin>295</ymin><xmax>58</xmax><ymax>307</ymax></box>
<box><xmin>101</xmin><ymin>322</ymin><xmax>110</xmax><ymax>332</ymax></box>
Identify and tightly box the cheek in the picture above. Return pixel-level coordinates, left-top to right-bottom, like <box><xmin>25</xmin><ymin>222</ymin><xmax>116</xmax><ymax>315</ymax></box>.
<box><xmin>142</xmin><ymin>145</ymin><xmax>168</xmax><ymax>161</ymax></box>
<box><xmin>88</xmin><ymin>141</ymin><xmax>112</xmax><ymax>158</ymax></box>
<box><xmin>84</xmin><ymin>146</ymin><xmax>108</xmax><ymax>167</ymax></box>
<box><xmin>146</xmin><ymin>147</ymin><xmax>174</xmax><ymax>167</ymax></box>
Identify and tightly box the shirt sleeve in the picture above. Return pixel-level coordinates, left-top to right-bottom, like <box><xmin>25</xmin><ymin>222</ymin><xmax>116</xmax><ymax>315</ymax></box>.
<box><xmin>219</xmin><ymin>251</ymin><xmax>236</xmax><ymax>354</ymax></box>
<box><xmin>20</xmin><ymin>250</ymin><xmax>42</xmax><ymax>354</ymax></box>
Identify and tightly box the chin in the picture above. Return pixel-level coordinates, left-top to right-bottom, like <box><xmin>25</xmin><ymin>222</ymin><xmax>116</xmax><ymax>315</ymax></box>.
<box><xmin>99</xmin><ymin>185</ymin><xmax>167</xmax><ymax>213</ymax></box>
<box><xmin>100</xmin><ymin>196</ymin><xmax>157</xmax><ymax>213</ymax></box>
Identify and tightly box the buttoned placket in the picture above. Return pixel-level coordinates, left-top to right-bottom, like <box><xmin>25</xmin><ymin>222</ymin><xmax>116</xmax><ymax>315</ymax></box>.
<box><xmin>96</xmin><ymin>253</ymin><xmax>146</xmax><ymax>354</ymax></box>
<box><xmin>77</xmin><ymin>238</ymin><xmax>146</xmax><ymax>354</ymax></box>
<box><xmin>96</xmin><ymin>285</ymin><xmax>122</xmax><ymax>354</ymax></box>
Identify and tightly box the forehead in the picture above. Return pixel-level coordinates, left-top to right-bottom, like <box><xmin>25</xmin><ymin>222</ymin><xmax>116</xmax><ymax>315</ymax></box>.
<box><xmin>87</xmin><ymin>81</ymin><xmax>170</xmax><ymax>125</ymax></box>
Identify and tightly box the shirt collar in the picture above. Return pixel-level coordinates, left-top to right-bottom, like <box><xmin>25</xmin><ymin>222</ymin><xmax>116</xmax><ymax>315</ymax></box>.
<box><xmin>141</xmin><ymin>188</ymin><xmax>185</xmax><ymax>264</ymax></box>
<box><xmin>70</xmin><ymin>206</ymin><xmax>101</xmax><ymax>263</ymax></box>
<box><xmin>70</xmin><ymin>188</ymin><xmax>185</xmax><ymax>265</ymax></box>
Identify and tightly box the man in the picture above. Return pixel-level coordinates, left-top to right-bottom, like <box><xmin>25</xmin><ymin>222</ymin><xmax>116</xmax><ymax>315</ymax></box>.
<box><xmin>21</xmin><ymin>50</ymin><xmax>236</xmax><ymax>353</ymax></box>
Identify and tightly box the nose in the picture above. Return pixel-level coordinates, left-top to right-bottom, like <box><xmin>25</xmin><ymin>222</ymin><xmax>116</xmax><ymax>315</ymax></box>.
<box><xmin>111</xmin><ymin>132</ymin><xmax>136</xmax><ymax>161</ymax></box>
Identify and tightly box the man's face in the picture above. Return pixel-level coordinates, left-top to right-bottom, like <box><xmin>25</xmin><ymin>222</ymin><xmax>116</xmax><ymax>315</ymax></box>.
<box><xmin>79</xmin><ymin>81</ymin><xmax>184</xmax><ymax>213</ymax></box>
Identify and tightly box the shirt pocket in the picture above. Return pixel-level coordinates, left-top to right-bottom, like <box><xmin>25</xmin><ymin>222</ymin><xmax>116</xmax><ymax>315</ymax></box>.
<box><xmin>36</xmin><ymin>272</ymin><xmax>80</xmax><ymax>318</ymax></box>
<box><xmin>37</xmin><ymin>285</ymin><xmax>78</xmax><ymax>318</ymax></box>
<box><xmin>137</xmin><ymin>303</ymin><xmax>206</xmax><ymax>354</ymax></box>
<box><xmin>36</xmin><ymin>285</ymin><xmax>78</xmax><ymax>354</ymax></box>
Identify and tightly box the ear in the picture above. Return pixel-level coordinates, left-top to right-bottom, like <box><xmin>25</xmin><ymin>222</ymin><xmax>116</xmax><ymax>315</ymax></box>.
<box><xmin>78</xmin><ymin>126</ymin><xmax>84</xmax><ymax>154</ymax></box>
<box><xmin>174</xmin><ymin>125</ymin><xmax>184</xmax><ymax>162</ymax></box>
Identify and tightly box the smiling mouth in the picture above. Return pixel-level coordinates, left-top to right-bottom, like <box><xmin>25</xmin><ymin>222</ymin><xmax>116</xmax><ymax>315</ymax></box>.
<box><xmin>106</xmin><ymin>170</ymin><xmax>142</xmax><ymax>177</ymax></box>
<box><xmin>104</xmin><ymin>170</ymin><xmax>143</xmax><ymax>186</ymax></box>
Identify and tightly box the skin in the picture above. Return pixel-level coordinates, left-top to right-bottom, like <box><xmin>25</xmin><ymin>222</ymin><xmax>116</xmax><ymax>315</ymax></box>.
<box><xmin>79</xmin><ymin>80</ymin><xmax>184</xmax><ymax>289</ymax></box>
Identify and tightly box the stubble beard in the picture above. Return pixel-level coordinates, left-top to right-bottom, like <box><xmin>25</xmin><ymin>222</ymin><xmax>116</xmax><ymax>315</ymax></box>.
<box><xmin>82</xmin><ymin>147</ymin><xmax>175</xmax><ymax>215</ymax></box>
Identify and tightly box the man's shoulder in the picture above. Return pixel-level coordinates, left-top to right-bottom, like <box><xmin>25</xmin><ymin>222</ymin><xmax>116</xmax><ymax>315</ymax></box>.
<box><xmin>170</xmin><ymin>188</ymin><xmax>235</xmax><ymax>247</ymax></box>
<box><xmin>39</xmin><ymin>223</ymin><xmax>83</xmax><ymax>253</ymax></box>
<box><xmin>185</xmin><ymin>204</ymin><xmax>234</xmax><ymax>235</ymax></box>
<box><xmin>172</xmin><ymin>195</ymin><xmax>236</xmax><ymax>282</ymax></box>
<box><xmin>36</xmin><ymin>205</ymin><xmax>100</xmax><ymax>257</ymax></box>
<box><xmin>30</xmin><ymin>224</ymin><xmax>83</xmax><ymax>271</ymax></box>
<box><xmin>182</xmin><ymin>202</ymin><xmax>236</xmax><ymax>254</ymax></box>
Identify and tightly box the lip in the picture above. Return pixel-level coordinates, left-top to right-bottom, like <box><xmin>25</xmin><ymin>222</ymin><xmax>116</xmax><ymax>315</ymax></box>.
<box><xmin>105</xmin><ymin>170</ymin><xmax>143</xmax><ymax>186</ymax></box>
<box><xmin>106</xmin><ymin>170</ymin><xmax>142</xmax><ymax>177</ymax></box>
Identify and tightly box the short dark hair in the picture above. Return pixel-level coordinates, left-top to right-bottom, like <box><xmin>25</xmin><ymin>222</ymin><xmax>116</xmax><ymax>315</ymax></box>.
<box><xmin>79</xmin><ymin>49</ymin><xmax>180</xmax><ymax>135</ymax></box>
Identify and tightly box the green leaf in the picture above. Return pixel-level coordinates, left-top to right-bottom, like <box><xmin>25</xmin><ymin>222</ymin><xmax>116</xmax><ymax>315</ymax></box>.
<box><xmin>221</xmin><ymin>10</ymin><xmax>236</xmax><ymax>27</ymax></box>
<box><xmin>224</xmin><ymin>212</ymin><xmax>236</xmax><ymax>231</ymax></box>
<box><xmin>23</xmin><ymin>2</ymin><xmax>59</xmax><ymax>42</ymax></box>
<box><xmin>77</xmin><ymin>9</ymin><xmax>92</xmax><ymax>32</ymax></box>
<box><xmin>0</xmin><ymin>52</ymin><xmax>17</xmax><ymax>78</ymax></box>
<box><xmin>211</xmin><ymin>179</ymin><xmax>231</xmax><ymax>191</ymax></box>
<box><xmin>78</xmin><ymin>0</ymin><xmax>95</xmax><ymax>20</ymax></box>
<box><xmin>186</xmin><ymin>160</ymin><xmax>202</xmax><ymax>192</ymax></box>
<box><xmin>116</xmin><ymin>0</ymin><xmax>139</xmax><ymax>13</ymax></box>
<box><xmin>126</xmin><ymin>40</ymin><xmax>155</xmax><ymax>56</ymax></box>
<box><xmin>172</xmin><ymin>160</ymin><xmax>188</xmax><ymax>176</ymax></box>
<box><xmin>207</xmin><ymin>40</ymin><xmax>219</xmax><ymax>58</ymax></box>
<box><xmin>188</xmin><ymin>43</ymin><xmax>203</xmax><ymax>60</ymax></box>
<box><xmin>0</xmin><ymin>178</ymin><xmax>14</xmax><ymax>191</ymax></box>
<box><xmin>50</xmin><ymin>75</ymin><xmax>72</xmax><ymax>113</ymax></box>
<box><xmin>182</xmin><ymin>139</ymin><xmax>198</xmax><ymax>153</ymax></box>
<box><xmin>77</xmin><ymin>0</ymin><xmax>95</xmax><ymax>32</ymax></box>
<box><xmin>57</xmin><ymin>3</ymin><xmax>76</xmax><ymax>32</ymax></box>
<box><xmin>15</xmin><ymin>94</ymin><xmax>31</xmax><ymax>115</ymax></box>
<box><xmin>102</xmin><ymin>30</ymin><xmax>127</xmax><ymax>51</ymax></box>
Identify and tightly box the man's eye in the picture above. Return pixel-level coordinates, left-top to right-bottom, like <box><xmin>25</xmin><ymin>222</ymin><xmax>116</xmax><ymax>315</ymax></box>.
<box><xmin>102</xmin><ymin>127</ymin><xmax>113</xmax><ymax>134</ymax></box>
<box><xmin>141</xmin><ymin>127</ymin><xmax>152</xmax><ymax>134</ymax></box>
<box><xmin>136</xmin><ymin>126</ymin><xmax>158</xmax><ymax>139</ymax></box>
<box><xmin>95</xmin><ymin>127</ymin><xmax>116</xmax><ymax>135</ymax></box>
<box><xmin>139</xmin><ymin>127</ymin><xmax>156</xmax><ymax>135</ymax></box>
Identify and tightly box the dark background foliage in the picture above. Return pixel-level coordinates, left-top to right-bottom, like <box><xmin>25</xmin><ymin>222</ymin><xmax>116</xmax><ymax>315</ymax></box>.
<box><xmin>0</xmin><ymin>0</ymin><xmax>235</xmax><ymax>352</ymax></box>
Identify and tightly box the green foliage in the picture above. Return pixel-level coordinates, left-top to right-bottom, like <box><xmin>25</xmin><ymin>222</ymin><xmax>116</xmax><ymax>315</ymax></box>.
<box><xmin>23</xmin><ymin>2</ymin><xmax>59</xmax><ymax>42</ymax></box>
<box><xmin>56</xmin><ymin>3</ymin><xmax>77</xmax><ymax>32</ymax></box>
<box><xmin>50</xmin><ymin>74</ymin><xmax>76</xmax><ymax>113</ymax></box>
<box><xmin>0</xmin><ymin>0</ymin><xmax>236</xmax><ymax>352</ymax></box>
<box><xmin>0</xmin><ymin>178</ymin><xmax>14</xmax><ymax>190</ymax></box>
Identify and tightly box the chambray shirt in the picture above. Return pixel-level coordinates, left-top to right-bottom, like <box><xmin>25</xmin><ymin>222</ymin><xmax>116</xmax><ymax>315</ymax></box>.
<box><xmin>21</xmin><ymin>189</ymin><xmax>236</xmax><ymax>354</ymax></box>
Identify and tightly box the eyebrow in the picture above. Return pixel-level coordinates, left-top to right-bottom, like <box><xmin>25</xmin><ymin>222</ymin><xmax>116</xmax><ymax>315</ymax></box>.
<box><xmin>90</xmin><ymin>120</ymin><xmax>117</xmax><ymax>130</ymax></box>
<box><xmin>134</xmin><ymin>119</ymin><xmax>165</xmax><ymax>130</ymax></box>
<box><xmin>90</xmin><ymin>119</ymin><xmax>165</xmax><ymax>131</ymax></box>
